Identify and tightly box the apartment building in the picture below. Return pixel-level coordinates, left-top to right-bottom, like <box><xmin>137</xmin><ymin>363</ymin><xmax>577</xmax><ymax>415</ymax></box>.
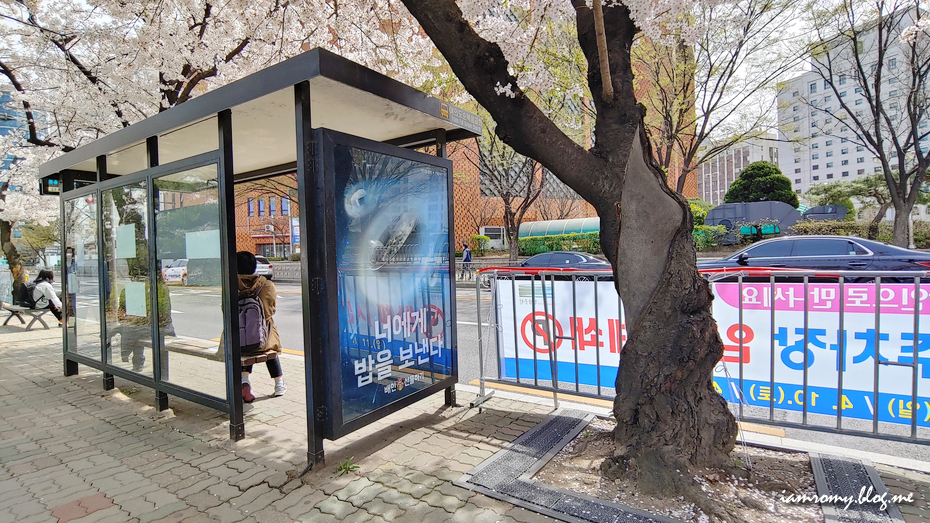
<box><xmin>695</xmin><ymin>134</ymin><xmax>781</xmax><ymax>206</ymax></box>
<box><xmin>776</xmin><ymin>8</ymin><xmax>926</xmax><ymax>198</ymax></box>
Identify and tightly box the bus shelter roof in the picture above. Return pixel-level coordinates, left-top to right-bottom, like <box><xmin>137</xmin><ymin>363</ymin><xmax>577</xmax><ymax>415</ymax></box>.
<box><xmin>39</xmin><ymin>48</ymin><xmax>480</xmax><ymax>181</ymax></box>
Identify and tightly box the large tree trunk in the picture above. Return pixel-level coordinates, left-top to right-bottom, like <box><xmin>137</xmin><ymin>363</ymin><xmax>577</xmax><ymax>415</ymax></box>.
<box><xmin>599</xmin><ymin>129</ymin><xmax>736</xmax><ymax>491</ymax></box>
<box><xmin>401</xmin><ymin>0</ymin><xmax>737</xmax><ymax>495</ymax></box>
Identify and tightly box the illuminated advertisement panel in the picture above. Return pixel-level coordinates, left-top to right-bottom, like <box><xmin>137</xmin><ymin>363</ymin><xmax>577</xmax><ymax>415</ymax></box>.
<box><xmin>327</xmin><ymin>132</ymin><xmax>456</xmax><ymax>434</ymax></box>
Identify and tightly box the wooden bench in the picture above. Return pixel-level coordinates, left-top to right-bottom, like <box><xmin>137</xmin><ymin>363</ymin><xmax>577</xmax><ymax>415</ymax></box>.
<box><xmin>143</xmin><ymin>336</ymin><xmax>278</xmax><ymax>367</ymax></box>
<box><xmin>2</xmin><ymin>304</ymin><xmax>51</xmax><ymax>331</ymax></box>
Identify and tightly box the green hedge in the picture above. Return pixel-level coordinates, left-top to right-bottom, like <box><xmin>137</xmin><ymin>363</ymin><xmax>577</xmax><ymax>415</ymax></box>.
<box><xmin>788</xmin><ymin>219</ymin><xmax>930</xmax><ymax>248</ymax></box>
<box><xmin>518</xmin><ymin>232</ymin><xmax>600</xmax><ymax>256</ymax></box>
<box><xmin>693</xmin><ymin>225</ymin><xmax>727</xmax><ymax>251</ymax></box>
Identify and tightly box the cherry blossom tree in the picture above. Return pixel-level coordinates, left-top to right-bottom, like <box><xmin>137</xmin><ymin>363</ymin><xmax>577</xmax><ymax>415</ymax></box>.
<box><xmin>400</xmin><ymin>0</ymin><xmax>740</xmax><ymax>509</ymax></box>
<box><xmin>0</xmin><ymin>0</ymin><xmax>438</xmax><ymax>289</ymax></box>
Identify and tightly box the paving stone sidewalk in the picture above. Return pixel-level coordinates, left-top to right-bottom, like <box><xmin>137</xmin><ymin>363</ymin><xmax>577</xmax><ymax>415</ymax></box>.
<box><xmin>0</xmin><ymin>325</ymin><xmax>561</xmax><ymax>523</ymax></box>
<box><xmin>6</xmin><ymin>323</ymin><xmax>930</xmax><ymax>523</ymax></box>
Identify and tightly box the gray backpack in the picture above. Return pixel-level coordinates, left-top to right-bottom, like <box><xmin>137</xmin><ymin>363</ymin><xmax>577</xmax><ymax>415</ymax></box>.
<box><xmin>238</xmin><ymin>281</ymin><xmax>268</xmax><ymax>353</ymax></box>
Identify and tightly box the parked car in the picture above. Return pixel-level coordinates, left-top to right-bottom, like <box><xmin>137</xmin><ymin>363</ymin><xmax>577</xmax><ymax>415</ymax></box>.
<box><xmin>697</xmin><ymin>236</ymin><xmax>930</xmax><ymax>273</ymax></box>
<box><xmin>520</xmin><ymin>251</ymin><xmax>612</xmax><ymax>270</ymax></box>
<box><xmin>162</xmin><ymin>259</ymin><xmax>189</xmax><ymax>285</ymax></box>
<box><xmin>255</xmin><ymin>256</ymin><xmax>274</xmax><ymax>280</ymax></box>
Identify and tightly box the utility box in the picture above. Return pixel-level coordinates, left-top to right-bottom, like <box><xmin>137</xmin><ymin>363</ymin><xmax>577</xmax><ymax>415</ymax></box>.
<box><xmin>480</xmin><ymin>226</ymin><xmax>506</xmax><ymax>250</ymax></box>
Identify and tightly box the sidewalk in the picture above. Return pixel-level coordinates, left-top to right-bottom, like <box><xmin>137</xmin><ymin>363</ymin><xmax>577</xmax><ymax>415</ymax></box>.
<box><xmin>2</xmin><ymin>322</ymin><xmax>930</xmax><ymax>522</ymax></box>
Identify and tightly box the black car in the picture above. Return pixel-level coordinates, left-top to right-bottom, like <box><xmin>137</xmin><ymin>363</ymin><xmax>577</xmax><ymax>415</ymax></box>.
<box><xmin>697</xmin><ymin>236</ymin><xmax>930</xmax><ymax>272</ymax></box>
<box><xmin>520</xmin><ymin>251</ymin><xmax>612</xmax><ymax>270</ymax></box>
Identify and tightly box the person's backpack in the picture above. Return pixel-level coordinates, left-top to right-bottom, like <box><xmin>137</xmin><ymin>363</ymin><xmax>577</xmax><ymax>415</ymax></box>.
<box><xmin>16</xmin><ymin>281</ymin><xmax>37</xmax><ymax>308</ymax></box>
<box><xmin>238</xmin><ymin>281</ymin><xmax>268</xmax><ymax>353</ymax></box>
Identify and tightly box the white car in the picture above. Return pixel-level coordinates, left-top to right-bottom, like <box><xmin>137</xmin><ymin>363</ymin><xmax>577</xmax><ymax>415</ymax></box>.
<box><xmin>255</xmin><ymin>256</ymin><xmax>274</xmax><ymax>280</ymax></box>
<box><xmin>162</xmin><ymin>259</ymin><xmax>189</xmax><ymax>285</ymax></box>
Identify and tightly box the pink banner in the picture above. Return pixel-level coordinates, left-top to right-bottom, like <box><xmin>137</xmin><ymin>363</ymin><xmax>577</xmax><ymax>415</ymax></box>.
<box><xmin>715</xmin><ymin>283</ymin><xmax>930</xmax><ymax>315</ymax></box>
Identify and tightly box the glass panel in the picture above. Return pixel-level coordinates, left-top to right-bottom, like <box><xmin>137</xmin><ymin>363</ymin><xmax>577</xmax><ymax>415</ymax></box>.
<box><xmin>64</xmin><ymin>196</ymin><xmax>100</xmax><ymax>359</ymax></box>
<box><xmin>334</xmin><ymin>144</ymin><xmax>453</xmax><ymax>424</ymax></box>
<box><xmin>159</xmin><ymin>117</ymin><xmax>218</xmax><ymax>165</ymax></box>
<box><xmin>101</xmin><ymin>181</ymin><xmax>153</xmax><ymax>375</ymax></box>
<box><xmin>155</xmin><ymin>164</ymin><xmax>225</xmax><ymax>399</ymax></box>
<box><xmin>107</xmin><ymin>142</ymin><xmax>147</xmax><ymax>175</ymax></box>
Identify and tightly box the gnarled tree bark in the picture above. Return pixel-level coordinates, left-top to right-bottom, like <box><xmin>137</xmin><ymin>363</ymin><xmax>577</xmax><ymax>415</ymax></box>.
<box><xmin>401</xmin><ymin>0</ymin><xmax>737</xmax><ymax>492</ymax></box>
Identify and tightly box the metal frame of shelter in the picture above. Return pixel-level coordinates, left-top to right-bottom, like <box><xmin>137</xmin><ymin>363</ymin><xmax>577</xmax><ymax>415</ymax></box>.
<box><xmin>38</xmin><ymin>48</ymin><xmax>480</xmax><ymax>468</ymax></box>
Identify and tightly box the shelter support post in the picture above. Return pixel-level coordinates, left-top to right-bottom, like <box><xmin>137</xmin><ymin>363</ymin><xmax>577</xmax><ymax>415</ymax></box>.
<box><xmin>145</xmin><ymin>135</ymin><xmax>169</xmax><ymax>412</ymax></box>
<box><xmin>95</xmin><ymin>155</ymin><xmax>115</xmax><ymax>391</ymax></box>
<box><xmin>218</xmin><ymin>109</ymin><xmax>245</xmax><ymax>441</ymax></box>
<box><xmin>61</xmin><ymin>172</ymin><xmax>78</xmax><ymax>378</ymax></box>
<box><xmin>295</xmin><ymin>81</ymin><xmax>325</xmax><ymax>470</ymax></box>
<box><xmin>433</xmin><ymin>128</ymin><xmax>457</xmax><ymax>408</ymax></box>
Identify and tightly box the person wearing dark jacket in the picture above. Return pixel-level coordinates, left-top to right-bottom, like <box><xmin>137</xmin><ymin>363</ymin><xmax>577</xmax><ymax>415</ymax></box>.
<box><xmin>237</xmin><ymin>251</ymin><xmax>285</xmax><ymax>403</ymax></box>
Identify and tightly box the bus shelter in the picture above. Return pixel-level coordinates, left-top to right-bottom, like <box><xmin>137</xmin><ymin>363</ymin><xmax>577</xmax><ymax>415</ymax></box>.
<box><xmin>38</xmin><ymin>48</ymin><xmax>479</xmax><ymax>467</ymax></box>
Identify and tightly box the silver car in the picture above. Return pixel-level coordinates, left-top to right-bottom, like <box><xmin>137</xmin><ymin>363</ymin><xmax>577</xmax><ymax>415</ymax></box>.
<box><xmin>255</xmin><ymin>256</ymin><xmax>274</xmax><ymax>280</ymax></box>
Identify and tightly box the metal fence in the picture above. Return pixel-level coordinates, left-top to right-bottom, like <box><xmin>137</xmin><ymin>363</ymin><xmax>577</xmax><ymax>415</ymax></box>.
<box><xmin>472</xmin><ymin>268</ymin><xmax>930</xmax><ymax>444</ymax></box>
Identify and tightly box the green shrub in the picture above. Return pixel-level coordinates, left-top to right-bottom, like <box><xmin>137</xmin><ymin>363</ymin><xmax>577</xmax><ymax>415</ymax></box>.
<box><xmin>693</xmin><ymin>225</ymin><xmax>727</xmax><ymax>251</ymax></box>
<box><xmin>288</xmin><ymin>252</ymin><xmax>301</xmax><ymax>261</ymax></box>
<box><xmin>471</xmin><ymin>235</ymin><xmax>491</xmax><ymax>256</ymax></box>
<box><xmin>690</xmin><ymin>203</ymin><xmax>707</xmax><ymax>226</ymax></box>
<box><xmin>518</xmin><ymin>232</ymin><xmax>600</xmax><ymax>256</ymax></box>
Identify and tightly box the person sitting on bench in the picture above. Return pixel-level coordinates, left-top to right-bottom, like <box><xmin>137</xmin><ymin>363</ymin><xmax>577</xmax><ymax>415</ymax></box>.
<box><xmin>33</xmin><ymin>269</ymin><xmax>62</xmax><ymax>327</ymax></box>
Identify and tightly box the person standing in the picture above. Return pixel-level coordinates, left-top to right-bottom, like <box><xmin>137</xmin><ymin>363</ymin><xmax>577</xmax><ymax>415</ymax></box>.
<box><xmin>237</xmin><ymin>251</ymin><xmax>286</xmax><ymax>403</ymax></box>
<box><xmin>461</xmin><ymin>242</ymin><xmax>473</xmax><ymax>281</ymax></box>
<box><xmin>33</xmin><ymin>269</ymin><xmax>62</xmax><ymax>326</ymax></box>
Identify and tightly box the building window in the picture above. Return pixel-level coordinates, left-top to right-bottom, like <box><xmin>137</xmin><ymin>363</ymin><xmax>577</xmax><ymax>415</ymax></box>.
<box><xmin>794</xmin><ymin>116</ymin><xmax>800</xmax><ymax>122</ymax></box>
<box><xmin>258</xmin><ymin>198</ymin><xmax>265</xmax><ymax>216</ymax></box>
<box><xmin>269</xmin><ymin>197</ymin><xmax>276</xmax><ymax>216</ymax></box>
<box><xmin>842</xmin><ymin>159</ymin><xmax>849</xmax><ymax>165</ymax></box>
<box><xmin>857</xmin><ymin>157</ymin><xmax>864</xmax><ymax>163</ymax></box>
<box><xmin>825</xmin><ymin>95</ymin><xmax>832</xmax><ymax>102</ymax></box>
<box><xmin>858</xmin><ymin>169</ymin><xmax>865</xmax><ymax>175</ymax></box>
<box><xmin>793</xmin><ymin>105</ymin><xmax>799</xmax><ymax>111</ymax></box>
<box><xmin>810</xmin><ymin>82</ymin><xmax>818</xmax><ymax>94</ymax></box>
<box><xmin>793</xmin><ymin>90</ymin><xmax>799</xmax><ymax>97</ymax></box>
<box><xmin>825</xmin><ymin>117</ymin><xmax>833</xmax><ymax>124</ymax></box>
<box><xmin>855</xmin><ymin>99</ymin><xmax>863</xmax><ymax>106</ymax></box>
<box><xmin>812</xmin><ymin>121</ymin><xmax>818</xmax><ymax>127</ymax></box>
<box><xmin>795</xmin><ymin>157</ymin><xmax>800</xmax><ymax>163</ymax></box>
<box><xmin>857</xmin><ymin>146</ymin><xmax>864</xmax><ymax>152</ymax></box>
<box><xmin>826</xmin><ymin>140</ymin><xmax>833</xmax><ymax>146</ymax></box>
<box><xmin>842</xmin><ymin>171</ymin><xmax>849</xmax><ymax>177</ymax></box>
<box><xmin>890</xmin><ymin>89</ymin><xmax>899</xmax><ymax>96</ymax></box>
<box><xmin>889</xmin><ymin>77</ymin><xmax>898</xmax><ymax>84</ymax></box>
<box><xmin>842</xmin><ymin>138</ymin><xmax>848</xmax><ymax>143</ymax></box>
<box><xmin>855</xmin><ymin>110</ymin><xmax>863</xmax><ymax>117</ymax></box>
<box><xmin>823</xmin><ymin>80</ymin><xmax>829</xmax><ymax>90</ymax></box>
<box><xmin>889</xmin><ymin>57</ymin><xmax>897</xmax><ymax>70</ymax></box>
<box><xmin>827</xmin><ymin>174</ymin><xmax>834</xmax><ymax>179</ymax></box>
<box><xmin>841</xmin><ymin>148</ymin><xmax>848</xmax><ymax>154</ymax></box>
<box><xmin>812</xmin><ymin>153</ymin><xmax>819</xmax><ymax>159</ymax></box>
<box><xmin>855</xmin><ymin>87</ymin><xmax>862</xmax><ymax>93</ymax></box>
<box><xmin>795</xmin><ymin>168</ymin><xmax>802</xmax><ymax>173</ymax></box>
<box><xmin>281</xmin><ymin>198</ymin><xmax>289</xmax><ymax>216</ymax></box>
<box><xmin>826</xmin><ymin>162</ymin><xmax>833</xmax><ymax>168</ymax></box>
<box><xmin>839</xmin><ymin>74</ymin><xmax>847</xmax><ymax>85</ymax></box>
<box><xmin>795</xmin><ymin>178</ymin><xmax>802</xmax><ymax>183</ymax></box>
<box><xmin>813</xmin><ymin>175</ymin><xmax>820</xmax><ymax>180</ymax></box>
<box><xmin>826</xmin><ymin>151</ymin><xmax>833</xmax><ymax>157</ymax></box>
<box><xmin>875</xmin><ymin>166</ymin><xmax>882</xmax><ymax>173</ymax></box>
<box><xmin>812</xmin><ymin>143</ymin><xmax>819</xmax><ymax>149</ymax></box>
<box><xmin>248</xmin><ymin>198</ymin><xmax>254</xmax><ymax>217</ymax></box>
<box><xmin>840</xmin><ymin>91</ymin><xmax>847</xmax><ymax>98</ymax></box>
<box><xmin>813</xmin><ymin>165</ymin><xmax>819</xmax><ymax>170</ymax></box>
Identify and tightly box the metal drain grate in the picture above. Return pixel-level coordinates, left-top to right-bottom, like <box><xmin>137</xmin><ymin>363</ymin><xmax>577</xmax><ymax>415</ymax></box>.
<box><xmin>810</xmin><ymin>454</ymin><xmax>906</xmax><ymax>523</ymax></box>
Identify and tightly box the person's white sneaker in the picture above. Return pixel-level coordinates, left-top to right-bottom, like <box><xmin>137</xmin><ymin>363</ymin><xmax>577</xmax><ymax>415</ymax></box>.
<box><xmin>274</xmin><ymin>378</ymin><xmax>287</xmax><ymax>397</ymax></box>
